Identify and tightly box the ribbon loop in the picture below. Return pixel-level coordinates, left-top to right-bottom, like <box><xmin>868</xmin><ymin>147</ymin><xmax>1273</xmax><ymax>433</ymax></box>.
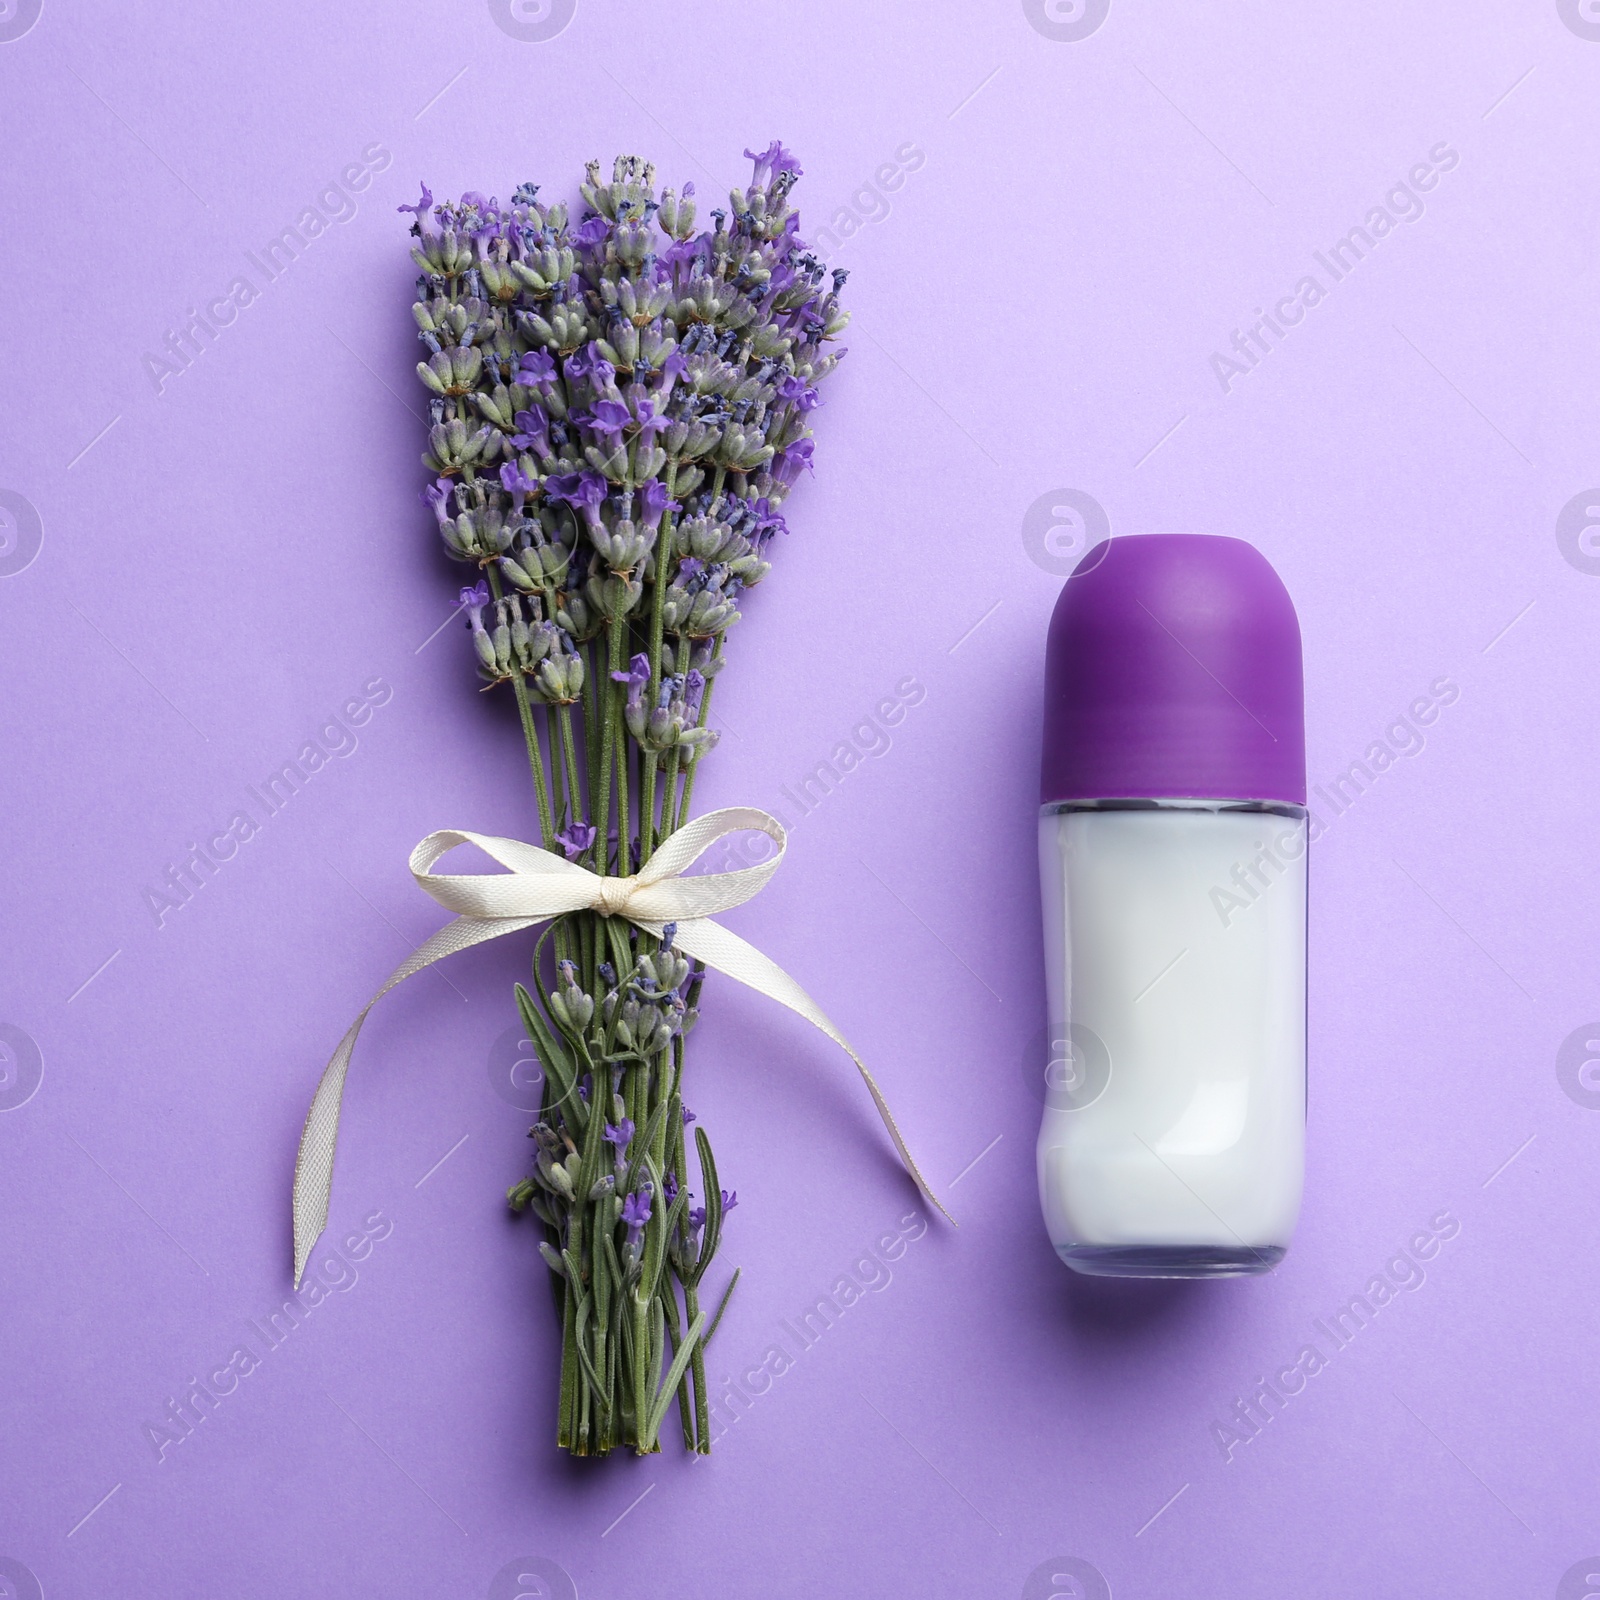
<box><xmin>292</xmin><ymin>806</ymin><xmax>950</xmax><ymax>1287</ymax></box>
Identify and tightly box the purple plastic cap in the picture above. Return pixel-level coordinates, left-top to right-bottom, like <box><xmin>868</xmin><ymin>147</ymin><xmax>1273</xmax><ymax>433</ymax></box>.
<box><xmin>1041</xmin><ymin>534</ymin><xmax>1305</xmax><ymax>806</ymax></box>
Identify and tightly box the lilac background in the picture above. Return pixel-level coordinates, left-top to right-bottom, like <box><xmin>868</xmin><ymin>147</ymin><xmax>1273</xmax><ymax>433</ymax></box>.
<box><xmin>4</xmin><ymin>1</ymin><xmax>1600</xmax><ymax>1595</ymax></box>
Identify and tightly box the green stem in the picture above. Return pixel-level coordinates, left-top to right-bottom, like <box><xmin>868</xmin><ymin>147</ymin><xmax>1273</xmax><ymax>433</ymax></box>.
<box><xmin>632</xmin><ymin>1289</ymin><xmax>650</xmax><ymax>1452</ymax></box>
<box><xmin>659</xmin><ymin>637</ymin><xmax>690</xmax><ymax>839</ymax></box>
<box><xmin>583</xmin><ymin>636</ymin><xmax>601</xmax><ymax>845</ymax></box>
<box><xmin>641</xmin><ymin>753</ymin><xmax>660</xmax><ymax>864</ymax></box>
<box><xmin>684</xmin><ymin>1281</ymin><xmax>711</xmax><ymax>1452</ymax></box>
<box><xmin>558</xmin><ymin>1277</ymin><xmax>577</xmax><ymax>1450</ymax></box>
<box><xmin>675</xmin><ymin>649</ymin><xmax>720</xmax><ymax>832</ymax></box>
<box><xmin>557</xmin><ymin>705</ymin><xmax>584</xmax><ymax>825</ymax></box>
<box><xmin>616</xmin><ymin>686</ymin><xmax>631</xmax><ymax>874</ymax></box>
<box><xmin>485</xmin><ymin>566</ymin><xmax>555</xmax><ymax>846</ymax></box>
<box><xmin>659</xmin><ymin>1280</ymin><xmax>697</xmax><ymax>1450</ymax></box>
<box><xmin>595</xmin><ymin>613</ymin><xmax>625</xmax><ymax>875</ymax></box>
<box><xmin>641</xmin><ymin>463</ymin><xmax>680</xmax><ymax>862</ymax></box>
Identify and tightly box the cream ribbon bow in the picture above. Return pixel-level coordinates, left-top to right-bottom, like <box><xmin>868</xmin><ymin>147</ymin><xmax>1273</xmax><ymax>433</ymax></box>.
<box><xmin>293</xmin><ymin>806</ymin><xmax>949</xmax><ymax>1286</ymax></box>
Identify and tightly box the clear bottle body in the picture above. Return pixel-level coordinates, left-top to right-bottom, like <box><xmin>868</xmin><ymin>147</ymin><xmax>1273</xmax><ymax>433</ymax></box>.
<box><xmin>1036</xmin><ymin>800</ymin><xmax>1306</xmax><ymax>1278</ymax></box>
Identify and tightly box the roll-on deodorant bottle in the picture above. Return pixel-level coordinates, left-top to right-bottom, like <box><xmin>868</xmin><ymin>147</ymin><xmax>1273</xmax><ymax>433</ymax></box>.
<box><xmin>1036</xmin><ymin>535</ymin><xmax>1306</xmax><ymax>1278</ymax></box>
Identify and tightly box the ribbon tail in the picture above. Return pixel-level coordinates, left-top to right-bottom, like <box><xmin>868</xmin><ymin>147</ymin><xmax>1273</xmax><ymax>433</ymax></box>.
<box><xmin>663</xmin><ymin>917</ymin><xmax>955</xmax><ymax>1225</ymax></box>
<box><xmin>292</xmin><ymin>913</ymin><xmax>543</xmax><ymax>1287</ymax></box>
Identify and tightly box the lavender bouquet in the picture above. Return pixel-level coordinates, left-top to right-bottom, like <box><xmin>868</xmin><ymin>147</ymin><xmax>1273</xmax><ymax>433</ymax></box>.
<box><xmin>403</xmin><ymin>145</ymin><xmax>846</xmax><ymax>1456</ymax></box>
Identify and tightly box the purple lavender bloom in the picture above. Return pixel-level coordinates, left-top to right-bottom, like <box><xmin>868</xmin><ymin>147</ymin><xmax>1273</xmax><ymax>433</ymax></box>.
<box><xmin>567</xmin><ymin>343</ymin><xmax>617</xmax><ymax>390</ymax></box>
<box><xmin>621</xmin><ymin>1190</ymin><xmax>652</xmax><ymax>1238</ymax></box>
<box><xmin>511</xmin><ymin>406</ymin><xmax>551</xmax><ymax>456</ymax></box>
<box><xmin>540</xmin><ymin>471</ymin><xmax>584</xmax><ymax>506</ymax></box>
<box><xmin>573</xmin><ymin>216</ymin><xmax>610</xmax><ymax>249</ymax></box>
<box><xmin>500</xmin><ymin>459</ymin><xmax>538</xmax><ymax>501</ymax></box>
<box><xmin>544</xmin><ymin>470</ymin><xmax>609</xmax><ymax>528</ymax></box>
<box><xmin>609</xmin><ymin>652</ymin><xmax>650</xmax><ymax>690</ymax></box>
<box><xmin>721</xmin><ymin>1189</ymin><xmax>738</xmax><ymax>1212</ymax></box>
<box><xmin>636</xmin><ymin>478</ymin><xmax>677</xmax><ymax>530</ymax></box>
<box><xmin>682</xmin><ymin>1106</ymin><xmax>696</xmax><ymax>1125</ymax></box>
<box><xmin>630</xmin><ymin>398</ymin><xmax>669</xmax><ymax>446</ymax></box>
<box><xmin>397</xmin><ymin>182</ymin><xmax>433</xmax><ymax>220</ymax></box>
<box><xmin>684</xmin><ymin>669</ymin><xmax>706</xmax><ymax>708</ymax></box>
<box><xmin>777</xmin><ymin>375</ymin><xmax>820</xmax><ymax>412</ymax></box>
<box><xmin>661</xmin><ymin>237</ymin><xmax>705</xmax><ymax>272</ymax></box>
<box><xmin>556</xmin><ymin>820</ymin><xmax>597</xmax><ymax>860</ymax></box>
<box><xmin>604</xmin><ymin>1119</ymin><xmax>635</xmax><ymax>1152</ymax></box>
<box><xmin>569</xmin><ymin>470</ymin><xmax>610</xmax><ymax>527</ymax></box>
<box><xmin>518</xmin><ymin>349</ymin><xmax>557</xmax><ymax>387</ymax></box>
<box><xmin>423</xmin><ymin>478</ymin><xmax>453</xmax><ymax>526</ymax></box>
<box><xmin>688</xmin><ymin>1204</ymin><xmax>706</xmax><ymax>1229</ymax></box>
<box><xmin>772</xmin><ymin>437</ymin><xmax>815</xmax><ymax>488</ymax></box>
<box><xmin>654</xmin><ymin>349</ymin><xmax>689</xmax><ymax>400</ymax></box>
<box><xmin>663</xmin><ymin>1171</ymin><xmax>679</xmax><ymax>1204</ymax></box>
<box><xmin>584</xmin><ymin>399</ymin><xmax>632</xmax><ymax>440</ymax></box>
<box><xmin>459</xmin><ymin>581</ymin><xmax>490</xmax><ymax>639</ymax></box>
<box><xmin>745</xmin><ymin>140</ymin><xmax>803</xmax><ymax>187</ymax></box>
